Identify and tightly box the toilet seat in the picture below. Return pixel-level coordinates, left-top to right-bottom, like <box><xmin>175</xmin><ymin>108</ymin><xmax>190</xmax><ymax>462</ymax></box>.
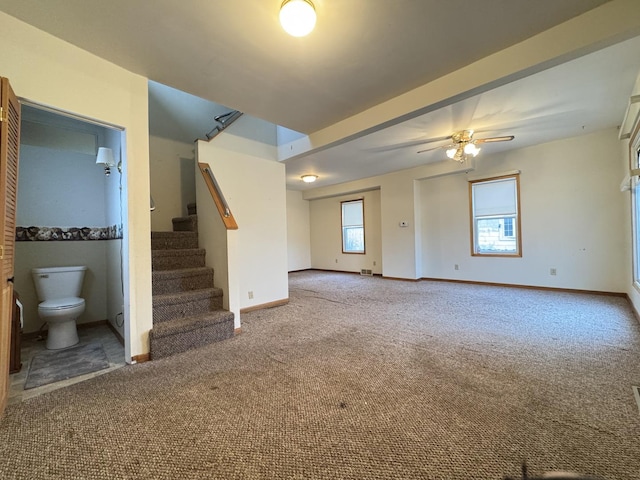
<box><xmin>39</xmin><ymin>297</ymin><xmax>85</xmax><ymax>312</ymax></box>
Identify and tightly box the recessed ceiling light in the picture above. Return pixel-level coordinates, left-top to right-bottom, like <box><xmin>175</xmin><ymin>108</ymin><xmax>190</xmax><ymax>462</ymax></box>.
<box><xmin>280</xmin><ymin>0</ymin><xmax>317</xmax><ymax>37</ymax></box>
<box><xmin>301</xmin><ymin>174</ymin><xmax>318</xmax><ymax>183</ymax></box>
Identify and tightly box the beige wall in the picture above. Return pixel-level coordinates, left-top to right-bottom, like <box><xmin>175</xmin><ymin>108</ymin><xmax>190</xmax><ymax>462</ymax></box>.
<box><xmin>196</xmin><ymin>115</ymin><xmax>288</xmax><ymax>324</ymax></box>
<box><xmin>149</xmin><ymin>135</ymin><xmax>196</xmax><ymax>231</ymax></box>
<box><xmin>309</xmin><ymin>189</ymin><xmax>382</xmax><ymax>274</ymax></box>
<box><xmin>420</xmin><ymin>128</ymin><xmax>626</xmax><ymax>292</ymax></box>
<box><xmin>305</xmin><ymin>128</ymin><xmax>629</xmax><ymax>293</ymax></box>
<box><xmin>286</xmin><ymin>190</ymin><xmax>311</xmax><ymax>272</ymax></box>
<box><xmin>0</xmin><ymin>12</ymin><xmax>151</xmax><ymax>358</ymax></box>
<box><xmin>304</xmin><ymin>160</ymin><xmax>467</xmax><ymax>280</ymax></box>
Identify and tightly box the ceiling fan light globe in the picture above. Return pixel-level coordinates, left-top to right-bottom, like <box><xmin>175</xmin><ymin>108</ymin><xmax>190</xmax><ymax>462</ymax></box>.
<box><xmin>463</xmin><ymin>143</ymin><xmax>480</xmax><ymax>156</ymax></box>
<box><xmin>446</xmin><ymin>148</ymin><xmax>457</xmax><ymax>159</ymax></box>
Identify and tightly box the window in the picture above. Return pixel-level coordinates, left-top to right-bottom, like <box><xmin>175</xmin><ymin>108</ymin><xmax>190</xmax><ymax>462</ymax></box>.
<box><xmin>341</xmin><ymin>199</ymin><xmax>365</xmax><ymax>254</ymax></box>
<box><xmin>502</xmin><ymin>217</ymin><xmax>514</xmax><ymax>238</ymax></box>
<box><xmin>469</xmin><ymin>174</ymin><xmax>521</xmax><ymax>256</ymax></box>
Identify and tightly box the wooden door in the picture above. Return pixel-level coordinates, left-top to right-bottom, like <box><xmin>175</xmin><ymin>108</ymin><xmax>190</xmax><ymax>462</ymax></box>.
<box><xmin>0</xmin><ymin>77</ymin><xmax>20</xmax><ymax>417</ymax></box>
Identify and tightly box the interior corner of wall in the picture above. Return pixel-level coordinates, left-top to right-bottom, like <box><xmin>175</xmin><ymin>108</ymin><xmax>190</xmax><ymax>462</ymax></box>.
<box><xmin>277</xmin><ymin>135</ymin><xmax>312</xmax><ymax>162</ymax></box>
<box><xmin>226</xmin><ymin>230</ymin><xmax>241</xmax><ymax>329</ymax></box>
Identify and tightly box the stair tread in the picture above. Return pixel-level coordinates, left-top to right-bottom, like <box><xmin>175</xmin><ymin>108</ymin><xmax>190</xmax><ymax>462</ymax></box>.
<box><xmin>172</xmin><ymin>215</ymin><xmax>198</xmax><ymax>232</ymax></box>
<box><xmin>151</xmin><ymin>230</ymin><xmax>199</xmax><ymax>251</ymax></box>
<box><xmin>152</xmin><ymin>267</ymin><xmax>213</xmax><ymax>278</ymax></box>
<box><xmin>151</xmin><ymin>230</ymin><xmax>197</xmax><ymax>237</ymax></box>
<box><xmin>152</xmin><ymin>248</ymin><xmax>205</xmax><ymax>257</ymax></box>
<box><xmin>151</xmin><ymin>311</ymin><xmax>234</xmax><ymax>339</ymax></box>
<box><xmin>153</xmin><ymin>287</ymin><xmax>222</xmax><ymax>305</ymax></box>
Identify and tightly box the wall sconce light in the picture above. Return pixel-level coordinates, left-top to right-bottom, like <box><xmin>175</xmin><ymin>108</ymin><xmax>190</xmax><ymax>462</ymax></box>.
<box><xmin>301</xmin><ymin>174</ymin><xmax>318</xmax><ymax>183</ymax></box>
<box><xmin>96</xmin><ymin>147</ymin><xmax>116</xmax><ymax>176</ymax></box>
<box><xmin>280</xmin><ymin>0</ymin><xmax>316</xmax><ymax>37</ymax></box>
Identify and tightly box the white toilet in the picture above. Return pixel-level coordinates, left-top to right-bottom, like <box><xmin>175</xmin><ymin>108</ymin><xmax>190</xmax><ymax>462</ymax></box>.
<box><xmin>32</xmin><ymin>266</ymin><xmax>87</xmax><ymax>350</ymax></box>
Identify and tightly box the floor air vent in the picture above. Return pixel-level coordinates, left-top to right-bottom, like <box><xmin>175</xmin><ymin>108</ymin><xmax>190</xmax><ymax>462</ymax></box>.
<box><xmin>360</xmin><ymin>269</ymin><xmax>373</xmax><ymax>276</ymax></box>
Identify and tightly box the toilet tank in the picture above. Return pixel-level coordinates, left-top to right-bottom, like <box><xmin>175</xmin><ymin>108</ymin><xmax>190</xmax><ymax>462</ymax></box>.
<box><xmin>32</xmin><ymin>266</ymin><xmax>87</xmax><ymax>301</ymax></box>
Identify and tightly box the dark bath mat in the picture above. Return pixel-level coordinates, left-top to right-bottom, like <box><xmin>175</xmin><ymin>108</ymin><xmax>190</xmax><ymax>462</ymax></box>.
<box><xmin>24</xmin><ymin>341</ymin><xmax>110</xmax><ymax>390</ymax></box>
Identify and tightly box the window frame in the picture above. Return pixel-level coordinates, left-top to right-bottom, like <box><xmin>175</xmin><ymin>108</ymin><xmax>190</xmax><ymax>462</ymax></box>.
<box><xmin>630</xmin><ymin>120</ymin><xmax>640</xmax><ymax>291</ymax></box>
<box><xmin>341</xmin><ymin>199</ymin><xmax>365</xmax><ymax>255</ymax></box>
<box><xmin>469</xmin><ymin>174</ymin><xmax>522</xmax><ymax>257</ymax></box>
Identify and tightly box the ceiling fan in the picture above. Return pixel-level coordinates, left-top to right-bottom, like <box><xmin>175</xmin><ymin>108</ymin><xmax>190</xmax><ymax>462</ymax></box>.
<box><xmin>417</xmin><ymin>129</ymin><xmax>514</xmax><ymax>162</ymax></box>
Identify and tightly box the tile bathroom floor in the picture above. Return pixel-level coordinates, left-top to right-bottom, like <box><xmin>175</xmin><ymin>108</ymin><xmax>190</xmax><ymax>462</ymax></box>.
<box><xmin>8</xmin><ymin>324</ymin><xmax>126</xmax><ymax>405</ymax></box>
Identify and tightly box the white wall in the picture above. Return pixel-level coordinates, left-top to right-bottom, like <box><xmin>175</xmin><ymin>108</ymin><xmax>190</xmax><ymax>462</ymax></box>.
<box><xmin>102</xmin><ymin>128</ymin><xmax>125</xmax><ymax>337</ymax></box>
<box><xmin>149</xmin><ymin>135</ymin><xmax>196</xmax><ymax>231</ymax></box>
<box><xmin>309</xmin><ymin>189</ymin><xmax>382</xmax><ymax>274</ymax></box>
<box><xmin>103</xmin><ymin>127</ymin><xmax>123</xmax><ymax>227</ymax></box>
<box><xmin>17</xmin><ymin>145</ymin><xmax>106</xmax><ymax>226</ymax></box>
<box><xmin>105</xmin><ymin>239</ymin><xmax>124</xmax><ymax>338</ymax></box>
<box><xmin>305</xmin><ymin>128</ymin><xmax>628</xmax><ymax>293</ymax></box>
<box><xmin>0</xmin><ymin>11</ymin><xmax>151</xmax><ymax>358</ymax></box>
<box><xmin>304</xmin><ymin>158</ymin><xmax>469</xmax><ymax>280</ymax></box>
<box><xmin>196</xmin><ymin>115</ymin><xmax>288</xmax><ymax>319</ymax></box>
<box><xmin>379</xmin><ymin>173</ymin><xmax>421</xmax><ymax>279</ymax></box>
<box><xmin>421</xmin><ymin>128</ymin><xmax>626</xmax><ymax>292</ymax></box>
<box><xmin>286</xmin><ymin>190</ymin><xmax>311</xmax><ymax>272</ymax></box>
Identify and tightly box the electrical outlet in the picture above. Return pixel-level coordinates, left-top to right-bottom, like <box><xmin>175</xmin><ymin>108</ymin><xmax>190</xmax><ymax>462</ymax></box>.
<box><xmin>335</xmin><ymin>258</ymin><xmax>338</xmax><ymax>263</ymax></box>
<box><xmin>248</xmin><ymin>291</ymin><xmax>254</xmax><ymax>299</ymax></box>
<box><xmin>550</xmin><ymin>268</ymin><xmax>557</xmax><ymax>276</ymax></box>
<box><xmin>373</xmin><ymin>261</ymin><xmax>376</xmax><ymax>266</ymax></box>
<box><xmin>454</xmin><ymin>264</ymin><xmax>459</xmax><ymax>270</ymax></box>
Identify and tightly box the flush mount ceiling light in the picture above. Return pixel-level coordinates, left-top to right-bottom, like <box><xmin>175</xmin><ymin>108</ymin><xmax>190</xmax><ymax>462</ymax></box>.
<box><xmin>301</xmin><ymin>174</ymin><xmax>318</xmax><ymax>183</ymax></box>
<box><xmin>280</xmin><ymin>0</ymin><xmax>316</xmax><ymax>37</ymax></box>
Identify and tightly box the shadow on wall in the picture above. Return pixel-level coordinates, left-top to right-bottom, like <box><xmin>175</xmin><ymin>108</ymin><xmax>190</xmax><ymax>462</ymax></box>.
<box><xmin>180</xmin><ymin>156</ymin><xmax>196</xmax><ymax>214</ymax></box>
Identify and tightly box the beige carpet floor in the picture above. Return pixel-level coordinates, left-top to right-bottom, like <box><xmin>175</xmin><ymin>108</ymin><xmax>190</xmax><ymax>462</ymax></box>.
<box><xmin>1</xmin><ymin>271</ymin><xmax>640</xmax><ymax>479</ymax></box>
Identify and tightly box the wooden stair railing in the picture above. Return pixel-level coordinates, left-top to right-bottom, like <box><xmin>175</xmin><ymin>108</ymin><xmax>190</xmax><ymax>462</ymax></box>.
<box><xmin>198</xmin><ymin>163</ymin><xmax>238</xmax><ymax>230</ymax></box>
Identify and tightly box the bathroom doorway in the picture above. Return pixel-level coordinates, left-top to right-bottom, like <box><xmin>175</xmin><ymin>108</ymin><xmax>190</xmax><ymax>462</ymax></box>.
<box><xmin>8</xmin><ymin>101</ymin><xmax>129</xmax><ymax>403</ymax></box>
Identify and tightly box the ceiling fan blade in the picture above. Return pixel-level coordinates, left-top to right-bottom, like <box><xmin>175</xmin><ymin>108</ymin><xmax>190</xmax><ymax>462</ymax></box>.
<box><xmin>475</xmin><ymin>135</ymin><xmax>514</xmax><ymax>144</ymax></box>
<box><xmin>367</xmin><ymin>135</ymin><xmax>452</xmax><ymax>153</ymax></box>
<box><xmin>414</xmin><ymin>134</ymin><xmax>454</xmax><ymax>145</ymax></box>
<box><xmin>417</xmin><ymin>143</ymin><xmax>455</xmax><ymax>154</ymax></box>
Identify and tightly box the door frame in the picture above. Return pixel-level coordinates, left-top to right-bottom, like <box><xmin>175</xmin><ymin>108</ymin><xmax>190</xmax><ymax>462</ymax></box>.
<box><xmin>16</xmin><ymin>98</ymin><xmax>131</xmax><ymax>362</ymax></box>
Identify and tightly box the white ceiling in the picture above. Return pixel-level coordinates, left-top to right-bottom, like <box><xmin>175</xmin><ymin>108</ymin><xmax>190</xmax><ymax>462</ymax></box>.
<box><xmin>2</xmin><ymin>0</ymin><xmax>639</xmax><ymax>190</ymax></box>
<box><xmin>286</xmin><ymin>35</ymin><xmax>640</xmax><ymax>189</ymax></box>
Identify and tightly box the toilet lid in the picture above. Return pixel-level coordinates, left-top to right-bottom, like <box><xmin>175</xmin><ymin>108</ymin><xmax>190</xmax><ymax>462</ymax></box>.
<box><xmin>39</xmin><ymin>297</ymin><xmax>85</xmax><ymax>311</ymax></box>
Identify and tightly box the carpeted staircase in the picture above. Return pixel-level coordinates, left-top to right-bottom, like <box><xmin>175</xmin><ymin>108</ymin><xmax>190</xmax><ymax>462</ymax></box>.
<box><xmin>149</xmin><ymin>203</ymin><xmax>234</xmax><ymax>360</ymax></box>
